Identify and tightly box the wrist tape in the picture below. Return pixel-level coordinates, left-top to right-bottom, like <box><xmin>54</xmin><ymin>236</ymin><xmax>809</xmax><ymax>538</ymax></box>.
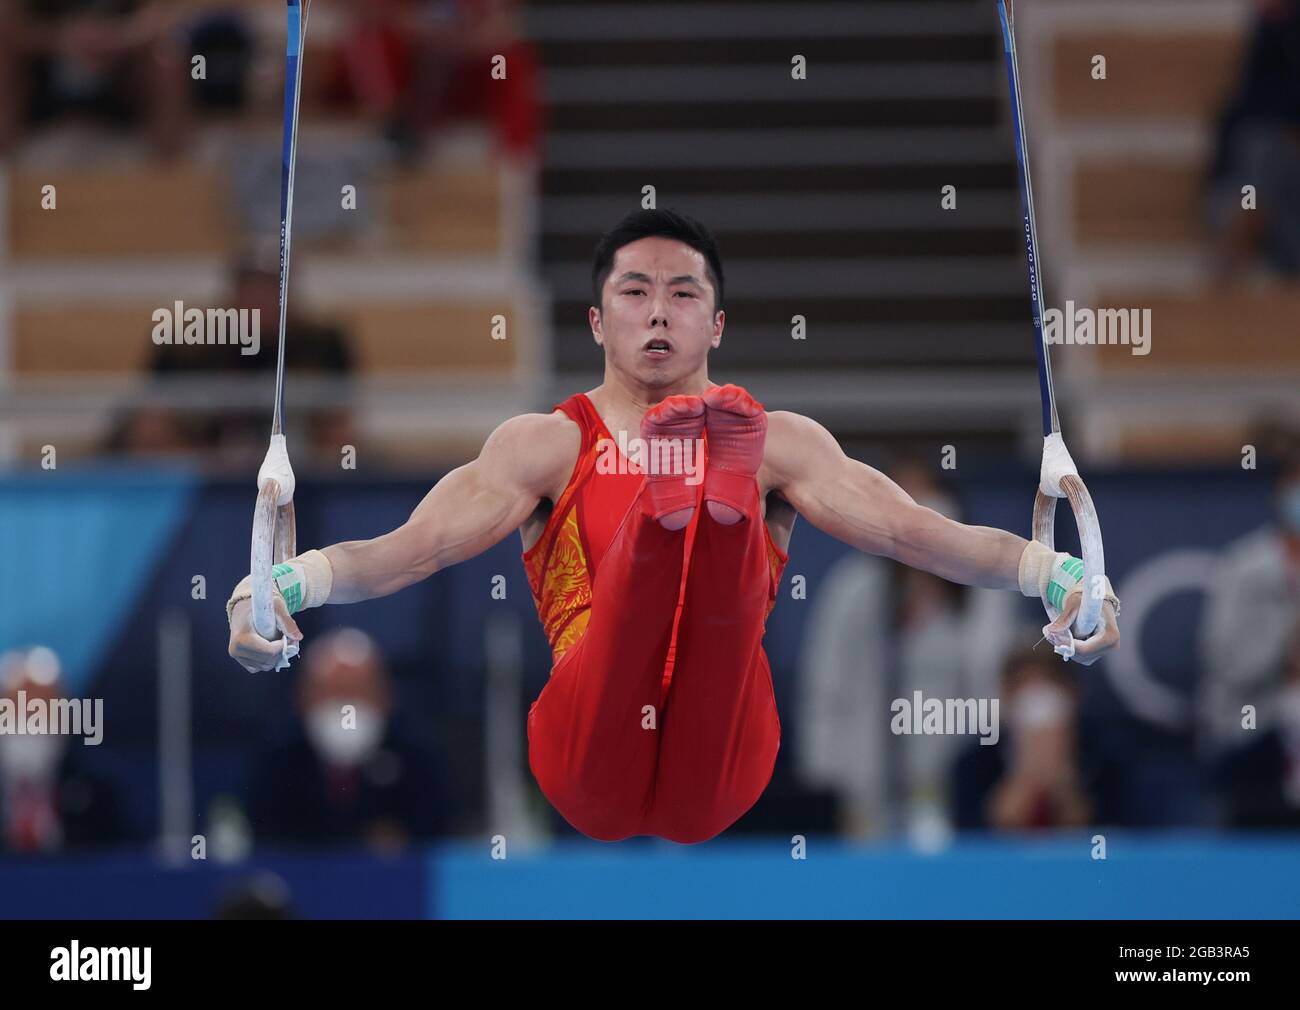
<box><xmin>226</xmin><ymin>549</ymin><xmax>334</xmax><ymax>625</ymax></box>
<box><xmin>1018</xmin><ymin>540</ymin><xmax>1120</xmax><ymax>616</ymax></box>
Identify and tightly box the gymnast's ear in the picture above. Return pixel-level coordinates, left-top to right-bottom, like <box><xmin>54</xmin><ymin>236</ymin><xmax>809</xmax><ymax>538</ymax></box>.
<box><xmin>589</xmin><ymin>304</ymin><xmax>604</xmax><ymax>346</ymax></box>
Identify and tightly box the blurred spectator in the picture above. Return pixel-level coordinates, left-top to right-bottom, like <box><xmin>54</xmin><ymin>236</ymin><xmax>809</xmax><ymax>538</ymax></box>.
<box><xmin>248</xmin><ymin>628</ymin><xmax>449</xmax><ymax>851</ymax></box>
<box><xmin>952</xmin><ymin>648</ymin><xmax>1092</xmax><ymax>832</ymax></box>
<box><xmin>1</xmin><ymin>0</ymin><xmax>539</xmax><ymax>163</ymax></box>
<box><xmin>1207</xmin><ymin>0</ymin><xmax>1300</xmax><ymax>279</ymax></box>
<box><xmin>186</xmin><ymin>6</ymin><xmax>256</xmax><ymax>116</ymax></box>
<box><xmin>319</xmin><ymin>0</ymin><xmax>541</xmax><ymax>162</ymax></box>
<box><xmin>0</xmin><ymin>647</ymin><xmax>126</xmax><ymax>854</ymax></box>
<box><xmin>1199</xmin><ymin>447</ymin><xmax>1300</xmax><ymax>752</ymax></box>
<box><xmin>0</xmin><ymin>0</ymin><xmax>194</xmax><ymax>158</ymax></box>
<box><xmin>105</xmin><ymin>251</ymin><xmax>357</xmax><ymax>468</ymax></box>
<box><xmin>1214</xmin><ymin>622</ymin><xmax>1300</xmax><ymax>827</ymax></box>
<box><xmin>794</xmin><ymin>460</ymin><xmax>1019</xmax><ymax>840</ymax></box>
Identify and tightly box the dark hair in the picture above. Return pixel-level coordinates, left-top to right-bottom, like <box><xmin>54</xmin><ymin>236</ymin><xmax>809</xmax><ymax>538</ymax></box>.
<box><xmin>591</xmin><ymin>208</ymin><xmax>724</xmax><ymax>312</ymax></box>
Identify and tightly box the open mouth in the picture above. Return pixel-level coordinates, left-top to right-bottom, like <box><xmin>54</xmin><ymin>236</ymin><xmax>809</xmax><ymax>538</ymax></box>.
<box><xmin>642</xmin><ymin>339</ymin><xmax>673</xmax><ymax>357</ymax></box>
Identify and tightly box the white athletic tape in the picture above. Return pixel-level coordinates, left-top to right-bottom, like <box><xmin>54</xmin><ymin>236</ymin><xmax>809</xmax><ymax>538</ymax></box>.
<box><xmin>1018</xmin><ymin>540</ymin><xmax>1068</xmax><ymax>599</ymax></box>
<box><xmin>1039</xmin><ymin>432</ymin><xmax>1079</xmax><ymax>498</ymax></box>
<box><xmin>1020</xmin><ymin>538</ymin><xmax>1119</xmax><ymax>660</ymax></box>
<box><xmin>294</xmin><ymin>548</ymin><xmax>333</xmax><ymax>610</ymax></box>
<box><xmin>257</xmin><ymin>433</ymin><xmax>296</xmax><ymax>506</ymax></box>
<box><xmin>1044</xmin><ymin>621</ymin><xmax>1076</xmax><ymax>660</ymax></box>
<box><xmin>274</xmin><ymin>638</ymin><xmax>299</xmax><ymax>672</ymax></box>
<box><xmin>266</xmin><ymin>549</ymin><xmax>333</xmax><ymax>614</ymax></box>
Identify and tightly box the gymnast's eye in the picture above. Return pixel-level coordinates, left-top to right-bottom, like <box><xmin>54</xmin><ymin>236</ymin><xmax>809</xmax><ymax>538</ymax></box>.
<box><xmin>623</xmin><ymin>288</ymin><xmax>644</xmax><ymax>296</ymax></box>
<box><xmin>674</xmin><ymin>291</ymin><xmax>695</xmax><ymax>298</ymax></box>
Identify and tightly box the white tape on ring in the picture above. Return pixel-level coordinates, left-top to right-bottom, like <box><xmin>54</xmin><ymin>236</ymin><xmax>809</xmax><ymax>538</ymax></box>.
<box><xmin>257</xmin><ymin>433</ymin><xmax>296</xmax><ymax>506</ymax></box>
<box><xmin>1039</xmin><ymin>431</ymin><xmax>1079</xmax><ymax>498</ymax></box>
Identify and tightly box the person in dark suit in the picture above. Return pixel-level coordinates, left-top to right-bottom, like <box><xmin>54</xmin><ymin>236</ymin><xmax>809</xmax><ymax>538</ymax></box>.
<box><xmin>248</xmin><ymin>627</ymin><xmax>448</xmax><ymax>850</ymax></box>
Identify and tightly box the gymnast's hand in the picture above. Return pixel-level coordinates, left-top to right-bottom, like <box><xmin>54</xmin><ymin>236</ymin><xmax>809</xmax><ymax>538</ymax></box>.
<box><xmin>227</xmin><ymin>595</ymin><xmax>302</xmax><ymax>673</ymax></box>
<box><xmin>1043</xmin><ymin>588</ymin><xmax>1120</xmax><ymax>666</ymax></box>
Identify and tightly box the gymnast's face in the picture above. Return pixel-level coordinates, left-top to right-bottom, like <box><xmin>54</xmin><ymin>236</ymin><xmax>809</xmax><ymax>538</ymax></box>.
<box><xmin>591</xmin><ymin>236</ymin><xmax>724</xmax><ymax>389</ymax></box>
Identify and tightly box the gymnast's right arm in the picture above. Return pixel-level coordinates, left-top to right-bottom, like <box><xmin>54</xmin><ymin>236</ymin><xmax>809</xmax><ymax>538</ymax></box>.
<box><xmin>227</xmin><ymin>411</ymin><xmax>577</xmax><ymax>672</ymax></box>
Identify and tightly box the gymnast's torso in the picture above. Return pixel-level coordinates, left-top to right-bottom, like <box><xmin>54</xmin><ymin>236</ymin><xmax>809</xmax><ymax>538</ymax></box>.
<box><xmin>520</xmin><ymin>391</ymin><xmax>790</xmax><ymax>663</ymax></box>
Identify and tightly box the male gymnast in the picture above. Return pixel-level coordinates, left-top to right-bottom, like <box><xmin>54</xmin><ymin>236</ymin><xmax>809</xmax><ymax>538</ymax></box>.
<box><xmin>227</xmin><ymin>209</ymin><xmax>1121</xmax><ymax>844</ymax></box>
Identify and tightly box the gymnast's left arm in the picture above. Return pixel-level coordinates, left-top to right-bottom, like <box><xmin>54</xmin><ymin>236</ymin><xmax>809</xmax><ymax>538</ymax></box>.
<box><xmin>764</xmin><ymin>411</ymin><xmax>1120</xmax><ymax>660</ymax></box>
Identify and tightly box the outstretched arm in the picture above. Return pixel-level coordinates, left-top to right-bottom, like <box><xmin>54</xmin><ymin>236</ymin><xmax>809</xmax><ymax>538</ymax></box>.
<box><xmin>228</xmin><ymin>411</ymin><xmax>578</xmax><ymax>671</ymax></box>
<box><xmin>763</xmin><ymin>410</ymin><xmax>1120</xmax><ymax>662</ymax></box>
<box><xmin>764</xmin><ymin>411</ymin><xmax>1024</xmax><ymax>589</ymax></box>
<box><xmin>323</xmin><ymin>412</ymin><xmax>576</xmax><ymax>602</ymax></box>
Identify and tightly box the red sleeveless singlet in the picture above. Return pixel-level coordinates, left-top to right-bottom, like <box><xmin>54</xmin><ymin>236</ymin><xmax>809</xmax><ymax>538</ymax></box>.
<box><xmin>522</xmin><ymin>393</ymin><xmax>789</xmax><ymax>670</ymax></box>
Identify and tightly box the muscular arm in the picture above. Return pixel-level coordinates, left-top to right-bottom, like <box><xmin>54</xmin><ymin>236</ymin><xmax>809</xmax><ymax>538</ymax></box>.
<box><xmin>231</xmin><ymin>410</ymin><xmax>577</xmax><ymax>670</ymax></box>
<box><xmin>229</xmin><ymin>410</ymin><xmax>578</xmax><ymax>671</ymax></box>
<box><xmin>323</xmin><ymin>411</ymin><xmax>578</xmax><ymax>603</ymax></box>
<box><xmin>763</xmin><ymin>411</ymin><xmax>1026</xmax><ymax>590</ymax></box>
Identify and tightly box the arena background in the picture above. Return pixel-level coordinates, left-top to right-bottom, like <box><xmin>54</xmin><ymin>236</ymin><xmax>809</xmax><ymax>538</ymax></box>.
<box><xmin>0</xmin><ymin>0</ymin><xmax>1298</xmax><ymax>918</ymax></box>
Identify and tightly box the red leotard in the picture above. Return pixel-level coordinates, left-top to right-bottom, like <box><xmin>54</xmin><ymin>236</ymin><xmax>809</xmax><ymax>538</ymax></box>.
<box><xmin>523</xmin><ymin>392</ymin><xmax>788</xmax><ymax>843</ymax></box>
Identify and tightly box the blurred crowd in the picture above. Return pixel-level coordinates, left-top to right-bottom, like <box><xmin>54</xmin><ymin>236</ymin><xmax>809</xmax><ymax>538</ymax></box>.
<box><xmin>794</xmin><ymin>441</ymin><xmax>1300</xmax><ymax>840</ymax></box>
<box><xmin>102</xmin><ymin>247</ymin><xmax>361</xmax><ymax>473</ymax></box>
<box><xmin>1</xmin><ymin>627</ymin><xmax>451</xmax><ymax>857</ymax></box>
<box><xmin>0</xmin><ymin>0</ymin><xmax>540</xmax><ymax>163</ymax></box>
<box><xmin>0</xmin><ymin>0</ymin><xmax>542</xmax><ymax>472</ymax></box>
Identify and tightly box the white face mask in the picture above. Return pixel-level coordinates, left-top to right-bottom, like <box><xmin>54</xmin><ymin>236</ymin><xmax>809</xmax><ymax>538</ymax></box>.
<box><xmin>1010</xmin><ymin>682</ymin><xmax>1071</xmax><ymax>731</ymax></box>
<box><xmin>0</xmin><ymin>734</ymin><xmax>65</xmax><ymax>781</ymax></box>
<box><xmin>306</xmin><ymin>703</ymin><xmax>385</xmax><ymax>767</ymax></box>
